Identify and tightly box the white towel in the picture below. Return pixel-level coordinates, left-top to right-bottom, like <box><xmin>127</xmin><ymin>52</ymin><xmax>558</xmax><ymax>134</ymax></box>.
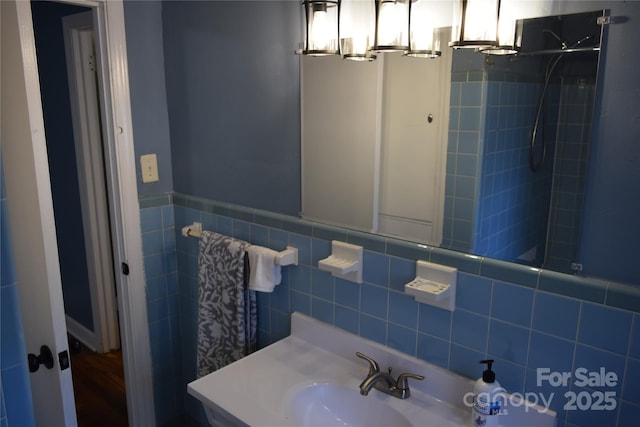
<box><xmin>247</xmin><ymin>245</ymin><xmax>282</xmax><ymax>292</ymax></box>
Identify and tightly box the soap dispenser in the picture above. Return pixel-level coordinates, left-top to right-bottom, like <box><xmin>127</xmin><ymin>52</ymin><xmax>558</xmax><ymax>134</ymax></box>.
<box><xmin>470</xmin><ymin>359</ymin><xmax>501</xmax><ymax>427</ymax></box>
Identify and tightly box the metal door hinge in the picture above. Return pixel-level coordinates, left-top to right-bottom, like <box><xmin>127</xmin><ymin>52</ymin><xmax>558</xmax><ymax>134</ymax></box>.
<box><xmin>88</xmin><ymin>53</ymin><xmax>97</xmax><ymax>73</ymax></box>
<box><xmin>597</xmin><ymin>16</ymin><xmax>611</xmax><ymax>25</ymax></box>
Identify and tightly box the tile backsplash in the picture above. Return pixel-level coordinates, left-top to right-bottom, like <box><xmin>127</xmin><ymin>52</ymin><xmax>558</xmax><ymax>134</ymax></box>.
<box><xmin>140</xmin><ymin>192</ymin><xmax>640</xmax><ymax>427</ymax></box>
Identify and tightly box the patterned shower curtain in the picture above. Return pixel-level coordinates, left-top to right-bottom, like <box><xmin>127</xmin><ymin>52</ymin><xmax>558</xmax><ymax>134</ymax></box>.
<box><xmin>196</xmin><ymin>231</ymin><xmax>257</xmax><ymax>378</ymax></box>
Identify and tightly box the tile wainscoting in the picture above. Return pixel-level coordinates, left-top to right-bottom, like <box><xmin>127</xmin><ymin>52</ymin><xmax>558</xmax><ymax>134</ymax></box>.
<box><xmin>139</xmin><ymin>193</ymin><xmax>640</xmax><ymax>427</ymax></box>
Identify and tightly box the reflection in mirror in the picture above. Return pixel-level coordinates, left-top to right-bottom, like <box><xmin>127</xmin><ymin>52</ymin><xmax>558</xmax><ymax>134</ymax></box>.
<box><xmin>300</xmin><ymin>10</ymin><xmax>606</xmax><ymax>276</ymax></box>
<box><xmin>301</xmin><ymin>28</ymin><xmax>452</xmax><ymax>246</ymax></box>
<box><xmin>444</xmin><ymin>10</ymin><xmax>604</xmax><ymax>275</ymax></box>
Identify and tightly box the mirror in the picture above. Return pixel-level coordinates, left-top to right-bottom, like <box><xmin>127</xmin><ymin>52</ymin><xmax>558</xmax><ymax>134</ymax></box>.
<box><xmin>301</xmin><ymin>31</ymin><xmax>452</xmax><ymax>246</ymax></box>
<box><xmin>301</xmin><ymin>10</ymin><xmax>606</xmax><ymax>276</ymax></box>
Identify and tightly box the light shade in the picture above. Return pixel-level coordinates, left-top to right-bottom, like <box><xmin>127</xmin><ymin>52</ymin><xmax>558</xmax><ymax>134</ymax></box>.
<box><xmin>373</xmin><ymin>0</ymin><xmax>411</xmax><ymax>52</ymax></box>
<box><xmin>406</xmin><ymin>27</ymin><xmax>443</xmax><ymax>58</ymax></box>
<box><xmin>405</xmin><ymin>0</ymin><xmax>446</xmax><ymax>58</ymax></box>
<box><xmin>449</xmin><ymin>0</ymin><xmax>499</xmax><ymax>49</ymax></box>
<box><xmin>301</xmin><ymin>0</ymin><xmax>340</xmax><ymax>56</ymax></box>
<box><xmin>340</xmin><ymin>0</ymin><xmax>376</xmax><ymax>61</ymax></box>
<box><xmin>480</xmin><ymin>0</ymin><xmax>523</xmax><ymax>55</ymax></box>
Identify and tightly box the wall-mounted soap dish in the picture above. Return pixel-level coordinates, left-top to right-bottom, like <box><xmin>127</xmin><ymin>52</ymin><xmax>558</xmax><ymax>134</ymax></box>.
<box><xmin>318</xmin><ymin>241</ymin><xmax>363</xmax><ymax>284</ymax></box>
<box><xmin>404</xmin><ymin>260</ymin><xmax>456</xmax><ymax>311</ymax></box>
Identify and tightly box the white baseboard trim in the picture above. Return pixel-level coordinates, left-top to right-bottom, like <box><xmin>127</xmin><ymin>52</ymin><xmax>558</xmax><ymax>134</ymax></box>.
<box><xmin>66</xmin><ymin>315</ymin><xmax>98</xmax><ymax>352</ymax></box>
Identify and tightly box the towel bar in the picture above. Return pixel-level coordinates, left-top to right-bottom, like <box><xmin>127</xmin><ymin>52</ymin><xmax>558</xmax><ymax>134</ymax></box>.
<box><xmin>181</xmin><ymin>222</ymin><xmax>298</xmax><ymax>266</ymax></box>
<box><xmin>182</xmin><ymin>222</ymin><xmax>203</xmax><ymax>238</ymax></box>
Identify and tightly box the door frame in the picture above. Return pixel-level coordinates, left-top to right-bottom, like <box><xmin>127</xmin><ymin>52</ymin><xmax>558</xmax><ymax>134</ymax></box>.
<box><xmin>5</xmin><ymin>0</ymin><xmax>155</xmax><ymax>425</ymax></box>
<box><xmin>62</xmin><ymin>10</ymin><xmax>120</xmax><ymax>354</ymax></box>
<box><xmin>62</xmin><ymin>0</ymin><xmax>156</xmax><ymax>424</ymax></box>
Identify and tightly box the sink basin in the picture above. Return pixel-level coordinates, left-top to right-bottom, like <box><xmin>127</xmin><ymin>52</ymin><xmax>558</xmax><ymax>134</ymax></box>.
<box><xmin>288</xmin><ymin>383</ymin><xmax>412</xmax><ymax>427</ymax></box>
<box><xmin>188</xmin><ymin>313</ymin><xmax>556</xmax><ymax>427</ymax></box>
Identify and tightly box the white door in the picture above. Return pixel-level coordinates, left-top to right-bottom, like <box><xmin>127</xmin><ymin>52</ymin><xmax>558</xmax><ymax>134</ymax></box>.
<box><xmin>1</xmin><ymin>0</ymin><xmax>77</xmax><ymax>425</ymax></box>
<box><xmin>1</xmin><ymin>1</ymin><xmax>155</xmax><ymax>425</ymax></box>
<box><xmin>377</xmin><ymin>37</ymin><xmax>452</xmax><ymax>246</ymax></box>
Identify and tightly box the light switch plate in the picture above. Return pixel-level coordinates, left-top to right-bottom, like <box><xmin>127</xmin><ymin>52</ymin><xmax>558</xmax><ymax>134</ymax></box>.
<box><xmin>140</xmin><ymin>154</ymin><xmax>159</xmax><ymax>183</ymax></box>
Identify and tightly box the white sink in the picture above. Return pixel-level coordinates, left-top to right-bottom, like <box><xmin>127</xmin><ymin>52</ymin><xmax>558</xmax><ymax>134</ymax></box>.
<box><xmin>188</xmin><ymin>313</ymin><xmax>556</xmax><ymax>427</ymax></box>
<box><xmin>287</xmin><ymin>382</ymin><xmax>412</xmax><ymax>427</ymax></box>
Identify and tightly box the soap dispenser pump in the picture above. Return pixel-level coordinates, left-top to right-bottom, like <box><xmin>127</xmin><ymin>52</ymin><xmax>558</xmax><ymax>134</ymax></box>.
<box><xmin>470</xmin><ymin>359</ymin><xmax>502</xmax><ymax>427</ymax></box>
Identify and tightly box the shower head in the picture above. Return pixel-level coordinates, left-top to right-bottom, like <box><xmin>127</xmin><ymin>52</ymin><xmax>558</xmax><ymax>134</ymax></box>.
<box><xmin>543</xmin><ymin>29</ymin><xmax>568</xmax><ymax>49</ymax></box>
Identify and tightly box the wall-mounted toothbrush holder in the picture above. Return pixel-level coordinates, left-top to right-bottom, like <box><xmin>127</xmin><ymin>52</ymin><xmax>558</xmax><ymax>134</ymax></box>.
<box><xmin>318</xmin><ymin>241</ymin><xmax>363</xmax><ymax>284</ymax></box>
<box><xmin>404</xmin><ymin>260</ymin><xmax>457</xmax><ymax>311</ymax></box>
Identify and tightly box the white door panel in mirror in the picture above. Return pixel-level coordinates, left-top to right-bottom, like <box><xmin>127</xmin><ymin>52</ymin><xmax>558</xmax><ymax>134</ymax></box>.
<box><xmin>301</xmin><ymin>31</ymin><xmax>450</xmax><ymax>242</ymax></box>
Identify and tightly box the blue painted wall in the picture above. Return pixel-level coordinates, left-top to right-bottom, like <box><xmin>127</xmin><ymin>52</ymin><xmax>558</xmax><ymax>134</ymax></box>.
<box><xmin>124</xmin><ymin>0</ymin><xmax>174</xmax><ymax>196</ymax></box>
<box><xmin>580</xmin><ymin>2</ymin><xmax>640</xmax><ymax>284</ymax></box>
<box><xmin>162</xmin><ymin>0</ymin><xmax>301</xmax><ymax>216</ymax></box>
<box><xmin>31</xmin><ymin>1</ymin><xmax>94</xmax><ymax>331</ymax></box>
<box><xmin>1</xmin><ymin>154</ymin><xmax>36</xmax><ymax>427</ymax></box>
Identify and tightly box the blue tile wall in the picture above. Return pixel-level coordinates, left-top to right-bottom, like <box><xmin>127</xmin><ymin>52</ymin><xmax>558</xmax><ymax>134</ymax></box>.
<box><xmin>447</xmin><ymin>69</ymin><xmax>535</xmax><ymax>260</ymax></box>
<box><xmin>141</xmin><ymin>193</ymin><xmax>640</xmax><ymax>427</ymax></box>
<box><xmin>139</xmin><ymin>195</ymin><xmax>182</xmax><ymax>426</ymax></box>
<box><xmin>443</xmin><ymin>71</ymin><xmax>483</xmax><ymax>252</ymax></box>
<box><xmin>545</xmin><ymin>77</ymin><xmax>596</xmax><ymax>273</ymax></box>
<box><xmin>477</xmin><ymin>72</ymin><xmax>553</xmax><ymax>263</ymax></box>
<box><xmin>0</xmin><ymin>159</ymin><xmax>36</xmax><ymax>427</ymax></box>
<box><xmin>445</xmin><ymin>64</ymin><xmax>591</xmax><ymax>270</ymax></box>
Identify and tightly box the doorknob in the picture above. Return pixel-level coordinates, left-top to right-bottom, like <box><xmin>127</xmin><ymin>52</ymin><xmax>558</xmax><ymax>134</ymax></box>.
<box><xmin>28</xmin><ymin>345</ymin><xmax>55</xmax><ymax>373</ymax></box>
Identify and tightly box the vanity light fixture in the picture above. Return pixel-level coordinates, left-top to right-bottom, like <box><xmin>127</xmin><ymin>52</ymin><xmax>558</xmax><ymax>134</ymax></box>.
<box><xmin>299</xmin><ymin>0</ymin><xmax>452</xmax><ymax>60</ymax></box>
<box><xmin>479</xmin><ymin>0</ymin><xmax>523</xmax><ymax>55</ymax></box>
<box><xmin>301</xmin><ymin>0</ymin><xmax>340</xmax><ymax>56</ymax></box>
<box><xmin>449</xmin><ymin>0</ymin><xmax>499</xmax><ymax>49</ymax></box>
<box><xmin>373</xmin><ymin>0</ymin><xmax>411</xmax><ymax>52</ymax></box>
<box><xmin>340</xmin><ymin>0</ymin><xmax>377</xmax><ymax>61</ymax></box>
<box><xmin>405</xmin><ymin>0</ymin><xmax>446</xmax><ymax>58</ymax></box>
<box><xmin>405</xmin><ymin>27</ymin><xmax>442</xmax><ymax>58</ymax></box>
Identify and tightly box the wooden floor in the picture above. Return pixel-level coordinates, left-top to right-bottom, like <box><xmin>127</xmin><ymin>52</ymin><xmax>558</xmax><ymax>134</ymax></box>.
<box><xmin>70</xmin><ymin>339</ymin><xmax>129</xmax><ymax>427</ymax></box>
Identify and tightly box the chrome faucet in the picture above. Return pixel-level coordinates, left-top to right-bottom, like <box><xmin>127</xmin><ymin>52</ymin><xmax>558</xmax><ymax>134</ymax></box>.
<box><xmin>356</xmin><ymin>352</ymin><xmax>424</xmax><ymax>399</ymax></box>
